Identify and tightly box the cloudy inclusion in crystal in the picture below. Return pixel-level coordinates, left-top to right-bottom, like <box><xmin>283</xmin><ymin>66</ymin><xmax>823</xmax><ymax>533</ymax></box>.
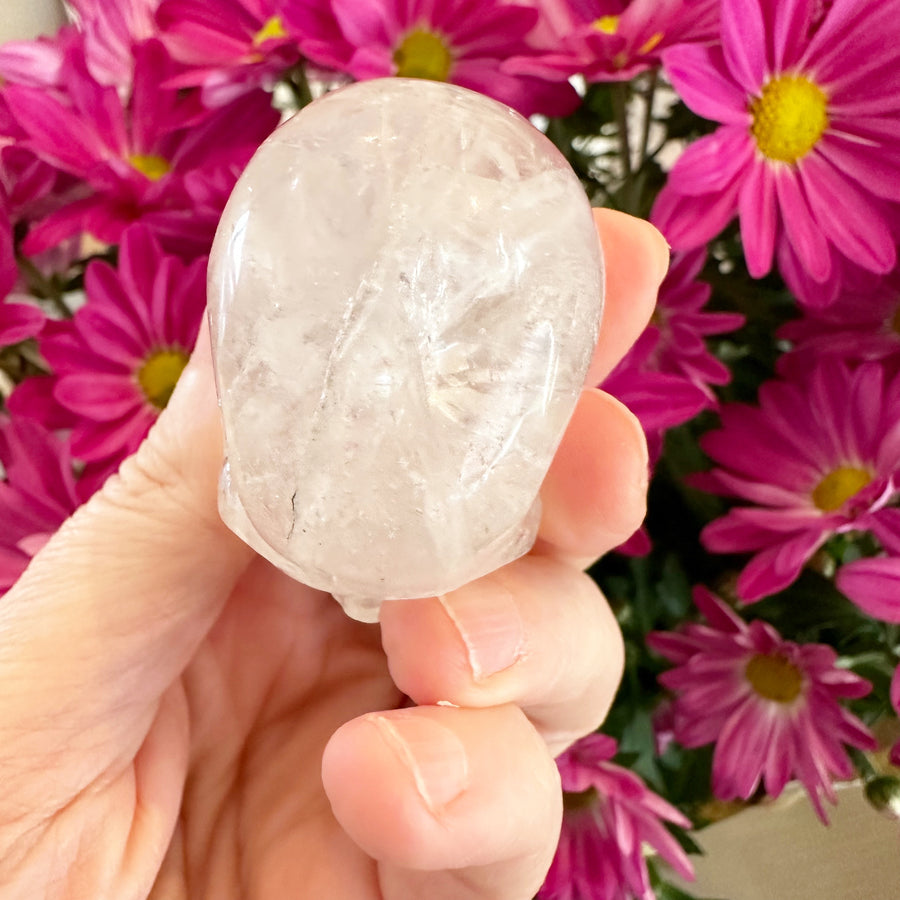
<box><xmin>209</xmin><ymin>79</ymin><xmax>603</xmax><ymax>621</ymax></box>
<box><xmin>750</xmin><ymin>75</ymin><xmax>829</xmax><ymax>164</ymax></box>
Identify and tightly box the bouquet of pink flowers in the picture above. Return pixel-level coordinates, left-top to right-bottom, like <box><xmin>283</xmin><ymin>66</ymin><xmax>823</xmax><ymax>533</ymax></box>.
<box><xmin>2</xmin><ymin>1</ymin><xmax>899</xmax><ymax>898</ymax></box>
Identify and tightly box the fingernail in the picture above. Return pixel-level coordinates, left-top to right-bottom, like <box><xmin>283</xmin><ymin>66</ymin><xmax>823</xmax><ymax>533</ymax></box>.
<box><xmin>369</xmin><ymin>711</ymin><xmax>470</xmax><ymax>814</ymax></box>
<box><xmin>439</xmin><ymin>578</ymin><xmax>526</xmax><ymax>681</ymax></box>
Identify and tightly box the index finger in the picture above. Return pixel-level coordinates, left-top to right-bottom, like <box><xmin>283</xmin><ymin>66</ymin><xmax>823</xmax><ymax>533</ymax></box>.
<box><xmin>534</xmin><ymin>210</ymin><xmax>668</xmax><ymax>562</ymax></box>
<box><xmin>586</xmin><ymin>209</ymin><xmax>670</xmax><ymax>385</ymax></box>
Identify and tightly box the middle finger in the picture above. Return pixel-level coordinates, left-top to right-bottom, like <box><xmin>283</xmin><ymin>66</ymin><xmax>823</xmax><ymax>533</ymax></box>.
<box><xmin>379</xmin><ymin>553</ymin><xmax>623</xmax><ymax>756</ymax></box>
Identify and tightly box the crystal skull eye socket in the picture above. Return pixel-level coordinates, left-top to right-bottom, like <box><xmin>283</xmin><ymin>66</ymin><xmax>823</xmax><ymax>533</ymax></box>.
<box><xmin>208</xmin><ymin>78</ymin><xmax>604</xmax><ymax>622</ymax></box>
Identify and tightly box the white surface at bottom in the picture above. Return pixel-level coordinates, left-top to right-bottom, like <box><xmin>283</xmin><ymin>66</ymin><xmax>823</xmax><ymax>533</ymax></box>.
<box><xmin>667</xmin><ymin>782</ymin><xmax>900</xmax><ymax>900</ymax></box>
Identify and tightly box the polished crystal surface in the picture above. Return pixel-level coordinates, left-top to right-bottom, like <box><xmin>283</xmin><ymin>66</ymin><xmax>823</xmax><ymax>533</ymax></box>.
<box><xmin>209</xmin><ymin>78</ymin><xmax>603</xmax><ymax>622</ymax></box>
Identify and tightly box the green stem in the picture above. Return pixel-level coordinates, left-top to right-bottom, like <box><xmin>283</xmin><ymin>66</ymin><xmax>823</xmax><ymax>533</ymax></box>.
<box><xmin>849</xmin><ymin>747</ymin><xmax>878</xmax><ymax>781</ymax></box>
<box><xmin>613</xmin><ymin>81</ymin><xmax>633</xmax><ymax>183</ymax></box>
<box><xmin>291</xmin><ymin>62</ymin><xmax>314</xmax><ymax>109</ymax></box>
<box><xmin>16</xmin><ymin>254</ymin><xmax>72</xmax><ymax>318</ymax></box>
<box><xmin>18</xmin><ymin>341</ymin><xmax>49</xmax><ymax>373</ymax></box>
<box><xmin>638</xmin><ymin>69</ymin><xmax>658</xmax><ymax>165</ymax></box>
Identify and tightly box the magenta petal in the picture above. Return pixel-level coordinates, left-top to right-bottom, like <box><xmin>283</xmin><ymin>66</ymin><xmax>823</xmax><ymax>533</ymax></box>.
<box><xmin>775</xmin><ymin>170</ymin><xmax>832</xmax><ymax>283</ymax></box>
<box><xmin>867</xmin><ymin>509</ymin><xmax>900</xmax><ymax>555</ymax></box>
<box><xmin>54</xmin><ymin>374</ymin><xmax>142</xmax><ymax>420</ymax></box>
<box><xmin>20</xmin><ymin>197</ymin><xmax>99</xmax><ymax>256</ymax></box>
<box><xmin>0</xmin><ymin>302</ymin><xmax>45</xmax><ymax>346</ymax></box>
<box><xmin>712</xmin><ymin>704</ymin><xmax>764</xmax><ymax>800</ymax></box>
<box><xmin>0</xmin><ymin>543</ymin><xmax>28</xmax><ymax>594</ymax></box>
<box><xmin>2</xmin><ymin>85</ymin><xmax>109</xmax><ymax>175</ymax></box>
<box><xmin>453</xmin><ymin>60</ymin><xmax>580</xmax><ymax>117</ymax></box>
<box><xmin>651</xmin><ymin>176</ymin><xmax>741</xmax><ymax>250</ymax></box>
<box><xmin>448</xmin><ymin>5</ymin><xmax>538</xmax><ymax>55</ymax></box>
<box><xmin>664</xmin><ymin>128</ymin><xmax>753</xmax><ymax>197</ymax></box>
<box><xmin>818</xmin><ymin>136</ymin><xmax>900</xmax><ymax>202</ymax></box>
<box><xmin>801</xmin><ymin>154</ymin><xmax>896</xmax><ymax>274</ymax></box>
<box><xmin>736</xmin><ymin>529</ymin><xmax>828</xmax><ymax>600</ymax></box>
<box><xmin>836</xmin><ymin>557</ymin><xmax>900</xmax><ymax>623</ymax></box>
<box><xmin>772</xmin><ymin>0</ymin><xmax>815</xmax><ymax>70</ymax></box>
<box><xmin>662</xmin><ymin>43</ymin><xmax>748</xmax><ymax>124</ymax></box>
<box><xmin>720</xmin><ymin>0</ymin><xmax>766</xmax><ymax>94</ymax></box>
<box><xmin>800</xmin><ymin>0</ymin><xmax>900</xmax><ymax>88</ymax></box>
<box><xmin>692</xmin><ymin>585</ymin><xmax>746</xmax><ymax>634</ymax></box>
<box><xmin>738</xmin><ymin>160</ymin><xmax>777</xmax><ymax>277</ymax></box>
<box><xmin>762</xmin><ymin>717</ymin><xmax>793</xmax><ymax>798</ymax></box>
<box><xmin>7</xmin><ymin>376</ymin><xmax>75</xmax><ymax>430</ymax></box>
<box><xmin>69</xmin><ymin>406</ymin><xmax>154</xmax><ymax>463</ymax></box>
<box><xmin>0</xmin><ymin>39</ymin><xmax>63</xmax><ymax>86</ymax></box>
<box><xmin>330</xmin><ymin>0</ymin><xmax>393</xmax><ymax>48</ymax></box>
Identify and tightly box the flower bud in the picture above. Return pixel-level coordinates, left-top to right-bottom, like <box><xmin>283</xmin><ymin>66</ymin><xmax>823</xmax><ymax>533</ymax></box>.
<box><xmin>865</xmin><ymin>776</ymin><xmax>900</xmax><ymax>820</ymax></box>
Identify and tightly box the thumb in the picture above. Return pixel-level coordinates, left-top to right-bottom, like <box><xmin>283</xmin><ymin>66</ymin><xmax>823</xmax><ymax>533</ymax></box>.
<box><xmin>0</xmin><ymin>321</ymin><xmax>252</xmax><ymax>772</ymax></box>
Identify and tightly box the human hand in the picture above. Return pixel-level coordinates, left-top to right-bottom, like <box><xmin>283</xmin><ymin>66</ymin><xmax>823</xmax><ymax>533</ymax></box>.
<box><xmin>0</xmin><ymin>209</ymin><xmax>667</xmax><ymax>900</ymax></box>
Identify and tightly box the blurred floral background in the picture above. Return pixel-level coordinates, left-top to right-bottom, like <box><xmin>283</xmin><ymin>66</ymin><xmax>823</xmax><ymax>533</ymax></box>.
<box><xmin>1</xmin><ymin>1</ymin><xmax>899</xmax><ymax>898</ymax></box>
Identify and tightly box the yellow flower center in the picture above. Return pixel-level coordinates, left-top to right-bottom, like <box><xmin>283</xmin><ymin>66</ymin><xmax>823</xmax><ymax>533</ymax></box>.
<box><xmin>745</xmin><ymin>653</ymin><xmax>804</xmax><ymax>703</ymax></box>
<box><xmin>253</xmin><ymin>15</ymin><xmax>287</xmax><ymax>46</ymax></box>
<box><xmin>811</xmin><ymin>466</ymin><xmax>872</xmax><ymax>511</ymax></box>
<box><xmin>137</xmin><ymin>348</ymin><xmax>190</xmax><ymax>410</ymax></box>
<box><xmin>593</xmin><ymin>15</ymin><xmax>620</xmax><ymax>34</ymax></box>
<box><xmin>129</xmin><ymin>153</ymin><xmax>171</xmax><ymax>181</ymax></box>
<box><xmin>393</xmin><ymin>29</ymin><xmax>453</xmax><ymax>81</ymax></box>
<box><xmin>749</xmin><ymin>75</ymin><xmax>829</xmax><ymax>164</ymax></box>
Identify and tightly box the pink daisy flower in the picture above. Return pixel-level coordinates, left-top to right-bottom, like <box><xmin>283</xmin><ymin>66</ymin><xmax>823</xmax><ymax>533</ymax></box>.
<box><xmin>3</xmin><ymin>37</ymin><xmax>278</xmax><ymax>257</ymax></box>
<box><xmin>539</xmin><ymin>732</ymin><xmax>694</xmax><ymax>900</ymax></box>
<box><xmin>10</xmin><ymin>225</ymin><xmax>205</xmax><ymax>474</ymax></box>
<box><xmin>156</xmin><ymin>0</ymin><xmax>303</xmax><ymax>106</ymax></box>
<box><xmin>696</xmin><ymin>359</ymin><xmax>900</xmax><ymax>602</ymax></box>
<box><xmin>652</xmin><ymin>0</ymin><xmax>900</xmax><ymax>295</ymax></box>
<box><xmin>510</xmin><ymin>0</ymin><xmax>721</xmax><ymax>83</ymax></box>
<box><xmin>0</xmin><ymin>416</ymin><xmax>88</xmax><ymax>596</ymax></box>
<box><xmin>646</xmin><ymin>249</ymin><xmax>744</xmax><ymax>405</ymax></box>
<box><xmin>647</xmin><ymin>586</ymin><xmax>877</xmax><ymax>822</ymax></box>
<box><xmin>323</xmin><ymin>0</ymin><xmax>580</xmax><ymax>117</ymax></box>
<box><xmin>778</xmin><ymin>267</ymin><xmax>900</xmax><ymax>374</ymax></box>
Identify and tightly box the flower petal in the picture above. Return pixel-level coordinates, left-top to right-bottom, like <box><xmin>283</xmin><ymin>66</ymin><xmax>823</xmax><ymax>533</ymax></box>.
<box><xmin>720</xmin><ymin>0</ymin><xmax>766</xmax><ymax>93</ymax></box>
<box><xmin>662</xmin><ymin>43</ymin><xmax>748</xmax><ymax>124</ymax></box>
<box><xmin>836</xmin><ymin>557</ymin><xmax>900</xmax><ymax>622</ymax></box>
<box><xmin>738</xmin><ymin>158</ymin><xmax>777</xmax><ymax>277</ymax></box>
<box><xmin>736</xmin><ymin>529</ymin><xmax>829</xmax><ymax>600</ymax></box>
<box><xmin>801</xmin><ymin>153</ymin><xmax>896</xmax><ymax>274</ymax></box>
